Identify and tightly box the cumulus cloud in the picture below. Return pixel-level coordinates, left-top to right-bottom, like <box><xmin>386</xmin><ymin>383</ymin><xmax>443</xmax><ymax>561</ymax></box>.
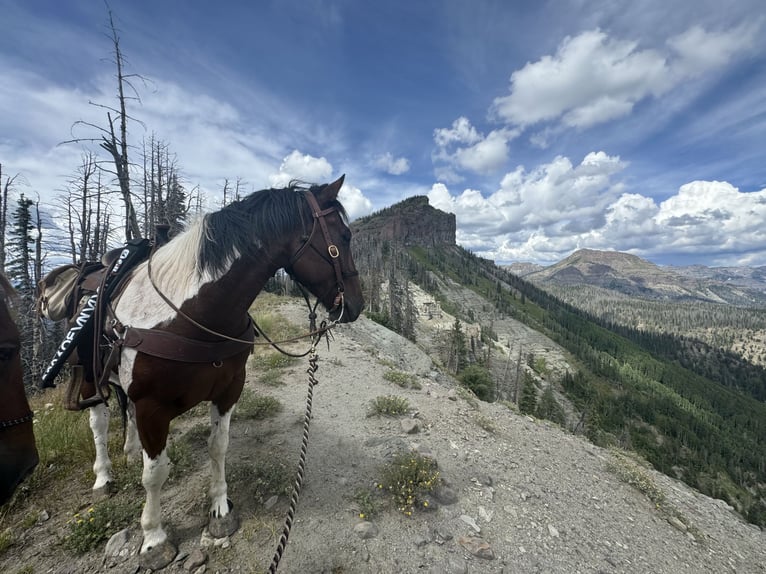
<box><xmin>268</xmin><ymin>150</ymin><xmax>373</xmax><ymax>220</ymax></box>
<box><xmin>373</xmin><ymin>152</ymin><xmax>410</xmax><ymax>175</ymax></box>
<box><xmin>428</xmin><ymin>152</ymin><xmax>766</xmax><ymax>266</ymax></box>
<box><xmin>269</xmin><ymin>150</ymin><xmax>333</xmax><ymax>187</ymax></box>
<box><xmin>433</xmin><ymin>117</ymin><xmax>518</xmax><ymax>178</ymax></box>
<box><xmin>491</xmin><ymin>25</ymin><xmax>757</xmax><ymax>131</ymax></box>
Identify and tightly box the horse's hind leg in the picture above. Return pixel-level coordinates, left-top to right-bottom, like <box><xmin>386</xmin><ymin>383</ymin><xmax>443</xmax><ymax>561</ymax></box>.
<box><xmin>123</xmin><ymin>400</ymin><xmax>141</xmax><ymax>463</ymax></box>
<box><xmin>89</xmin><ymin>402</ymin><xmax>114</xmax><ymax>496</ymax></box>
<box><xmin>207</xmin><ymin>403</ymin><xmax>239</xmax><ymax>538</ymax></box>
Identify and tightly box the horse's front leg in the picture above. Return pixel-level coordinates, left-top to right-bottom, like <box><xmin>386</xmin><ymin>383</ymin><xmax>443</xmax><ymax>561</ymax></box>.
<box><xmin>207</xmin><ymin>403</ymin><xmax>239</xmax><ymax>538</ymax></box>
<box><xmin>138</xmin><ymin>446</ymin><xmax>177</xmax><ymax>569</ymax></box>
<box><xmin>88</xmin><ymin>403</ymin><xmax>113</xmax><ymax>496</ymax></box>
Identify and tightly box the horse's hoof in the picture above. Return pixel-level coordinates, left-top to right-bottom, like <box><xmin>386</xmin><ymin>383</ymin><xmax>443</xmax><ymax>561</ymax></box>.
<box><xmin>139</xmin><ymin>539</ymin><xmax>177</xmax><ymax>571</ymax></box>
<box><xmin>93</xmin><ymin>481</ymin><xmax>116</xmax><ymax>500</ymax></box>
<box><xmin>208</xmin><ymin>500</ymin><xmax>239</xmax><ymax>538</ymax></box>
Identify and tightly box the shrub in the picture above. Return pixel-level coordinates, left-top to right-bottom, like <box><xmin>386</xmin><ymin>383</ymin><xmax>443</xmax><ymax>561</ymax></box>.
<box><xmin>369</xmin><ymin>395</ymin><xmax>410</xmax><ymax>416</ymax></box>
<box><xmin>458</xmin><ymin>365</ymin><xmax>495</xmax><ymax>402</ymax></box>
<box><xmin>379</xmin><ymin>452</ymin><xmax>440</xmax><ymax>516</ymax></box>
<box><xmin>65</xmin><ymin>500</ymin><xmax>140</xmax><ymax>555</ymax></box>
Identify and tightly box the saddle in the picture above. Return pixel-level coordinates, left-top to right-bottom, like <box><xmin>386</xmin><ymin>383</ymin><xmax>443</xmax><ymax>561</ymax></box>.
<box><xmin>39</xmin><ymin>225</ymin><xmax>256</xmax><ymax>411</ymax></box>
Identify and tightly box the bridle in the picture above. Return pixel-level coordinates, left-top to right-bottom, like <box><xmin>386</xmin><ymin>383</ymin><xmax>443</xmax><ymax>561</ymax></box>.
<box><xmin>146</xmin><ymin>190</ymin><xmax>358</xmax><ymax>354</ymax></box>
<box><xmin>284</xmin><ymin>191</ymin><xmax>359</xmax><ymax>314</ymax></box>
<box><xmin>0</xmin><ymin>342</ymin><xmax>34</xmax><ymax>430</ymax></box>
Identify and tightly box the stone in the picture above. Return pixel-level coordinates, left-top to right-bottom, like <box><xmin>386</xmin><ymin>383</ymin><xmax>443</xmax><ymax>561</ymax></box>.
<box><xmin>354</xmin><ymin>521</ymin><xmax>379</xmax><ymax>540</ymax></box>
<box><xmin>459</xmin><ymin>514</ymin><xmax>481</xmax><ymax>533</ymax></box>
<box><xmin>432</xmin><ymin>484</ymin><xmax>459</xmax><ymax>505</ymax></box>
<box><xmin>457</xmin><ymin>535</ymin><xmax>495</xmax><ymax>560</ymax></box>
<box><xmin>184</xmin><ymin>548</ymin><xmax>207</xmax><ymax>571</ymax></box>
<box><xmin>401</xmin><ymin>418</ymin><xmax>420</xmax><ymax>434</ymax></box>
<box><xmin>264</xmin><ymin>495</ymin><xmax>279</xmax><ymax>510</ymax></box>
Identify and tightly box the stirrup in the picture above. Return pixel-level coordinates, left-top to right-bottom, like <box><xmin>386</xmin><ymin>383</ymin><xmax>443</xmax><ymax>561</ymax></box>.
<box><xmin>65</xmin><ymin>365</ymin><xmax>106</xmax><ymax>411</ymax></box>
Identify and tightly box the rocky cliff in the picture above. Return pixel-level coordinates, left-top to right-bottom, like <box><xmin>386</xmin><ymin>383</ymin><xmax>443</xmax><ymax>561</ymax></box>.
<box><xmin>351</xmin><ymin>196</ymin><xmax>456</xmax><ymax>248</ymax></box>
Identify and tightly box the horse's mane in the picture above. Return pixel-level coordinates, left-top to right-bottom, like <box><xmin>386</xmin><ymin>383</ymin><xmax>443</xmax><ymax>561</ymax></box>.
<box><xmin>151</xmin><ymin>182</ymin><xmax>347</xmax><ymax>284</ymax></box>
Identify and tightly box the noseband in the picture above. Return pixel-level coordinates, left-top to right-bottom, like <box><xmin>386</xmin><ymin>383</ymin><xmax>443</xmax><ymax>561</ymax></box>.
<box><xmin>285</xmin><ymin>192</ymin><xmax>358</xmax><ymax>310</ymax></box>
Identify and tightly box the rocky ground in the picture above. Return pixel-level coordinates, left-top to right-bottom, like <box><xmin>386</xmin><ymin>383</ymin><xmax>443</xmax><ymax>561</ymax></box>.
<box><xmin>1</xmin><ymin>299</ymin><xmax>765</xmax><ymax>573</ymax></box>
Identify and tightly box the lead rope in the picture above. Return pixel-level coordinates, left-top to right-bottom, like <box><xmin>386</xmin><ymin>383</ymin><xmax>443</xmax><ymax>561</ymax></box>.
<box><xmin>268</xmin><ymin>342</ymin><xmax>320</xmax><ymax>573</ymax></box>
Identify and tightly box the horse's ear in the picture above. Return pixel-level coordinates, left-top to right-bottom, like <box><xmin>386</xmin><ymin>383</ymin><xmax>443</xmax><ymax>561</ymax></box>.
<box><xmin>316</xmin><ymin>174</ymin><xmax>345</xmax><ymax>203</ymax></box>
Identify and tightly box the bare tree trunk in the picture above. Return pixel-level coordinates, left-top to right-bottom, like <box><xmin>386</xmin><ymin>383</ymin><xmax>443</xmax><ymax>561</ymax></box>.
<box><xmin>0</xmin><ymin>165</ymin><xmax>20</xmax><ymax>270</ymax></box>
<box><xmin>98</xmin><ymin>10</ymin><xmax>141</xmax><ymax>240</ymax></box>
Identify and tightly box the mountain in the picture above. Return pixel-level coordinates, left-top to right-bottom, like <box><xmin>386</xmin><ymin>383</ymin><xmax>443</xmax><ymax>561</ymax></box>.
<box><xmin>512</xmin><ymin>248</ymin><xmax>766</xmax><ymax>306</ymax></box>
<box><xmin>350</xmin><ymin>198</ymin><xmax>766</xmax><ymax>529</ymax></box>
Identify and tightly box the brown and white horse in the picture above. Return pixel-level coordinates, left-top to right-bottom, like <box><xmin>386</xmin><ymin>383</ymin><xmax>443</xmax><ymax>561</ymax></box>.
<box><xmin>0</xmin><ymin>273</ymin><xmax>38</xmax><ymax>505</ymax></box>
<box><xmin>83</xmin><ymin>176</ymin><xmax>363</xmax><ymax>569</ymax></box>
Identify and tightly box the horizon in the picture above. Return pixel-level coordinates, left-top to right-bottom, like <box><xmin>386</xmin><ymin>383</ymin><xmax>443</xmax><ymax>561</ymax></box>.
<box><xmin>2</xmin><ymin>1</ymin><xmax>765</xmax><ymax>268</ymax></box>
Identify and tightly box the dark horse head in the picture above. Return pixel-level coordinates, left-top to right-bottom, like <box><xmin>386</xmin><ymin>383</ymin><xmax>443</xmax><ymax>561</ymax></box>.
<box><xmin>0</xmin><ymin>274</ymin><xmax>38</xmax><ymax>505</ymax></box>
<box><xmin>200</xmin><ymin>175</ymin><xmax>364</xmax><ymax>322</ymax></box>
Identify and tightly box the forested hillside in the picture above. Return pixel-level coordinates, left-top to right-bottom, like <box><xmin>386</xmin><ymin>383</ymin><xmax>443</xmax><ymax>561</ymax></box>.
<box><xmin>351</xmin><ymin>201</ymin><xmax>766</xmax><ymax>528</ymax></box>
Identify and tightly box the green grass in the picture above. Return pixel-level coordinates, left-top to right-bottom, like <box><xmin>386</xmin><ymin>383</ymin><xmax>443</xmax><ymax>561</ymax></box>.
<box><xmin>64</xmin><ymin>499</ymin><xmax>141</xmax><ymax>555</ymax></box>
<box><xmin>383</xmin><ymin>370</ymin><xmax>422</xmax><ymax>390</ymax></box>
<box><xmin>234</xmin><ymin>388</ymin><xmax>282</xmax><ymax>420</ymax></box>
<box><xmin>368</xmin><ymin>395</ymin><xmax>410</xmax><ymax>417</ymax></box>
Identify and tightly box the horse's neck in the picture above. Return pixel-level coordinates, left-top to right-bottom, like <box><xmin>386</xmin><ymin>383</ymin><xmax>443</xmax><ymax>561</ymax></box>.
<box><xmin>197</xmin><ymin>254</ymin><xmax>279</xmax><ymax>319</ymax></box>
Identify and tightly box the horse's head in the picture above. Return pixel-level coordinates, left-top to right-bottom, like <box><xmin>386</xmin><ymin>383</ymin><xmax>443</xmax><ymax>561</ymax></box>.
<box><xmin>286</xmin><ymin>175</ymin><xmax>364</xmax><ymax>323</ymax></box>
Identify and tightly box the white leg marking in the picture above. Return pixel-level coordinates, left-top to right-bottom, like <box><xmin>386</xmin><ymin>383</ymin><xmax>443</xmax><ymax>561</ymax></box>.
<box><xmin>89</xmin><ymin>403</ymin><xmax>113</xmax><ymax>490</ymax></box>
<box><xmin>140</xmin><ymin>448</ymin><xmax>171</xmax><ymax>553</ymax></box>
<box><xmin>123</xmin><ymin>401</ymin><xmax>142</xmax><ymax>463</ymax></box>
<box><xmin>209</xmin><ymin>404</ymin><xmax>234</xmax><ymax>518</ymax></box>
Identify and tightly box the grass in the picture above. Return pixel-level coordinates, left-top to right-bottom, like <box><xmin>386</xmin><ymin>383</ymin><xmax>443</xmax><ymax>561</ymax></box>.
<box><xmin>473</xmin><ymin>413</ymin><xmax>497</xmax><ymax>433</ymax></box>
<box><xmin>353</xmin><ymin>488</ymin><xmax>383</xmax><ymax>520</ymax></box>
<box><xmin>228</xmin><ymin>456</ymin><xmax>293</xmax><ymax>502</ymax></box>
<box><xmin>383</xmin><ymin>370</ymin><xmax>422</xmax><ymax>390</ymax></box>
<box><xmin>607</xmin><ymin>449</ymin><xmax>701</xmax><ymax>540</ymax></box>
<box><xmin>233</xmin><ymin>388</ymin><xmax>282</xmax><ymax>420</ymax></box>
<box><xmin>368</xmin><ymin>395</ymin><xmax>410</xmax><ymax>417</ymax></box>
<box><xmin>64</xmin><ymin>499</ymin><xmax>141</xmax><ymax>555</ymax></box>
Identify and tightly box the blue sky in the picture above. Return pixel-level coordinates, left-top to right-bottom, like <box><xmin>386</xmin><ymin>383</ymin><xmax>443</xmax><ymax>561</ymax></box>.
<box><xmin>1</xmin><ymin>0</ymin><xmax>765</xmax><ymax>267</ymax></box>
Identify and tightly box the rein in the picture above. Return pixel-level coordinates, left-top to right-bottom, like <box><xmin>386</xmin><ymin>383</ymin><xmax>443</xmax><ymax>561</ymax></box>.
<box><xmin>0</xmin><ymin>343</ymin><xmax>33</xmax><ymax>429</ymax></box>
<box><xmin>145</xmin><ymin>190</ymin><xmax>350</xmax><ymax>356</ymax></box>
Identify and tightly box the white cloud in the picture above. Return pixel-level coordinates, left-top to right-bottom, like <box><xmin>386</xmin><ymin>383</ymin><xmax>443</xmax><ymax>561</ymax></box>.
<box><xmin>433</xmin><ymin>117</ymin><xmax>518</xmax><ymax>178</ymax></box>
<box><xmin>338</xmin><ymin>183</ymin><xmax>374</xmax><ymax>220</ymax></box>
<box><xmin>433</xmin><ymin>117</ymin><xmax>482</xmax><ymax>147</ymax></box>
<box><xmin>427</xmin><ymin>151</ymin><xmax>766</xmax><ymax>266</ymax></box>
<box><xmin>267</xmin><ymin>150</ymin><xmax>373</xmax><ymax>220</ymax></box>
<box><xmin>269</xmin><ymin>150</ymin><xmax>333</xmax><ymax>187</ymax></box>
<box><xmin>490</xmin><ymin>25</ymin><xmax>758</xmax><ymax>131</ymax></box>
<box><xmin>373</xmin><ymin>152</ymin><xmax>410</xmax><ymax>175</ymax></box>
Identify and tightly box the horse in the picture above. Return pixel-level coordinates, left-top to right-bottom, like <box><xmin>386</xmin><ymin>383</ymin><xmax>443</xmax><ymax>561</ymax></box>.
<box><xmin>0</xmin><ymin>273</ymin><xmax>39</xmax><ymax>505</ymax></box>
<box><xmin>76</xmin><ymin>176</ymin><xmax>363</xmax><ymax>569</ymax></box>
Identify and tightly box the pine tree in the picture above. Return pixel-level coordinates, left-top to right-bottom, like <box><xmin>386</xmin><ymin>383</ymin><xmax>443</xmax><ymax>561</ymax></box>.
<box><xmin>519</xmin><ymin>372</ymin><xmax>538</xmax><ymax>415</ymax></box>
<box><xmin>6</xmin><ymin>194</ymin><xmax>35</xmax><ymax>295</ymax></box>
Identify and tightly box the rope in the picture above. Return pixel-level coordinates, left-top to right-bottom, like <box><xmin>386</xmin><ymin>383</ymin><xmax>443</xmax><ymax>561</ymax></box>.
<box><xmin>268</xmin><ymin>345</ymin><xmax>320</xmax><ymax>573</ymax></box>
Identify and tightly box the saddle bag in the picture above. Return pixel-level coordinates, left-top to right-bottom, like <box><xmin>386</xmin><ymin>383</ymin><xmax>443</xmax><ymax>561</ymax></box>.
<box><xmin>37</xmin><ymin>264</ymin><xmax>81</xmax><ymax>321</ymax></box>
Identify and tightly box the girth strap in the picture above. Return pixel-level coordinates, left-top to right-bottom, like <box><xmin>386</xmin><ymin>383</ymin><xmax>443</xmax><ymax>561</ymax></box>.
<box><xmin>120</xmin><ymin>319</ymin><xmax>256</xmax><ymax>363</ymax></box>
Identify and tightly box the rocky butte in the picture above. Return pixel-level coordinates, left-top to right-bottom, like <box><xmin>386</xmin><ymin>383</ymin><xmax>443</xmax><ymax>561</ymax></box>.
<box><xmin>351</xmin><ymin>196</ymin><xmax>456</xmax><ymax>248</ymax></box>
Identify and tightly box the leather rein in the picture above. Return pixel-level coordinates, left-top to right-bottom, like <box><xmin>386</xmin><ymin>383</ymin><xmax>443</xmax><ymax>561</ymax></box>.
<box><xmin>0</xmin><ymin>342</ymin><xmax>34</xmax><ymax>429</ymax></box>
<box><xmin>144</xmin><ymin>190</ymin><xmax>353</xmax><ymax>356</ymax></box>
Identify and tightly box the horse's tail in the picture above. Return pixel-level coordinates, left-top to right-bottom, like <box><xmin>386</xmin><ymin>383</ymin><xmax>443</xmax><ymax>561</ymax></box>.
<box><xmin>112</xmin><ymin>383</ymin><xmax>129</xmax><ymax>443</ymax></box>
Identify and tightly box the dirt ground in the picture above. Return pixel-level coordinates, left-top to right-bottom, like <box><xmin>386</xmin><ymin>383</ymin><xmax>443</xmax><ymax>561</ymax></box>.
<box><xmin>1</xmin><ymin>299</ymin><xmax>765</xmax><ymax>573</ymax></box>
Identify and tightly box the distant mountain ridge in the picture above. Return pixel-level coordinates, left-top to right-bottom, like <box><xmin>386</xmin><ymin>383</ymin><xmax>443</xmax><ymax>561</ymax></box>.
<box><xmin>507</xmin><ymin>248</ymin><xmax>766</xmax><ymax>306</ymax></box>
